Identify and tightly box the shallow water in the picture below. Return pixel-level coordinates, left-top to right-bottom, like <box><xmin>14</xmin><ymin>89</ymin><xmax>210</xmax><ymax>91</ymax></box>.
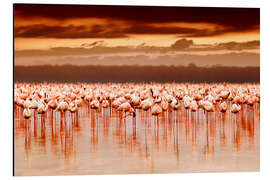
<box><xmin>14</xmin><ymin>103</ymin><xmax>260</xmax><ymax>176</ymax></box>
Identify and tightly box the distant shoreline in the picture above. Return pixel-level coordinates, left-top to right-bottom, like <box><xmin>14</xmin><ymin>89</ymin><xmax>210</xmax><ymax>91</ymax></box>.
<box><xmin>14</xmin><ymin>65</ymin><xmax>260</xmax><ymax>83</ymax></box>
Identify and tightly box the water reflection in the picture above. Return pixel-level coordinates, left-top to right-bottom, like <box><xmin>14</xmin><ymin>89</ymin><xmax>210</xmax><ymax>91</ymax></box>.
<box><xmin>14</xmin><ymin>103</ymin><xmax>260</xmax><ymax>175</ymax></box>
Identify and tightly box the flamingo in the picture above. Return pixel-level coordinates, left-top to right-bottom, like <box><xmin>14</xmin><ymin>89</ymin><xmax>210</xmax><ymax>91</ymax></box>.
<box><xmin>117</xmin><ymin>101</ymin><xmax>132</xmax><ymax>112</ymax></box>
<box><xmin>151</xmin><ymin>103</ymin><xmax>162</xmax><ymax>116</ymax></box>
<box><xmin>37</xmin><ymin>102</ymin><xmax>48</xmax><ymax>114</ymax></box>
<box><xmin>219</xmin><ymin>102</ymin><xmax>228</xmax><ymax>112</ymax></box>
<box><xmin>90</xmin><ymin>99</ymin><xmax>100</xmax><ymax>109</ymax></box>
<box><xmin>171</xmin><ymin>98</ymin><xmax>181</xmax><ymax>110</ymax></box>
<box><xmin>48</xmin><ymin>98</ymin><xmax>57</xmax><ymax>109</ymax></box>
<box><xmin>203</xmin><ymin>101</ymin><xmax>215</xmax><ymax>112</ymax></box>
<box><xmin>101</xmin><ymin>99</ymin><xmax>110</xmax><ymax>108</ymax></box>
<box><xmin>130</xmin><ymin>93</ymin><xmax>141</xmax><ymax>107</ymax></box>
<box><xmin>220</xmin><ymin>90</ymin><xmax>230</xmax><ymax>99</ymax></box>
<box><xmin>161</xmin><ymin>99</ymin><xmax>169</xmax><ymax>111</ymax></box>
<box><xmin>247</xmin><ymin>95</ymin><xmax>256</xmax><ymax>106</ymax></box>
<box><xmin>68</xmin><ymin>102</ymin><xmax>78</xmax><ymax>113</ymax></box>
<box><xmin>231</xmin><ymin>103</ymin><xmax>241</xmax><ymax>113</ymax></box>
<box><xmin>30</xmin><ymin>99</ymin><xmax>39</xmax><ymax>109</ymax></box>
<box><xmin>190</xmin><ymin>100</ymin><xmax>198</xmax><ymax>112</ymax></box>
<box><xmin>23</xmin><ymin>99</ymin><xmax>32</xmax><ymax>109</ymax></box>
<box><xmin>14</xmin><ymin>82</ymin><xmax>259</xmax><ymax>118</ymax></box>
<box><xmin>141</xmin><ymin>98</ymin><xmax>153</xmax><ymax>111</ymax></box>
<box><xmin>57</xmin><ymin>100</ymin><xmax>69</xmax><ymax>112</ymax></box>
<box><xmin>23</xmin><ymin>108</ymin><xmax>31</xmax><ymax>119</ymax></box>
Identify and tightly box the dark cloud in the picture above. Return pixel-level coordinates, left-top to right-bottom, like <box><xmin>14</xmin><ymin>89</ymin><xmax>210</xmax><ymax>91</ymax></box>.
<box><xmin>14</xmin><ymin>4</ymin><xmax>259</xmax><ymax>27</ymax></box>
<box><xmin>81</xmin><ymin>41</ymin><xmax>107</xmax><ymax>47</ymax></box>
<box><xmin>123</xmin><ymin>25</ymin><xmax>238</xmax><ymax>37</ymax></box>
<box><xmin>215</xmin><ymin>40</ymin><xmax>260</xmax><ymax>50</ymax></box>
<box><xmin>14</xmin><ymin>4</ymin><xmax>259</xmax><ymax>39</ymax></box>
<box><xmin>123</xmin><ymin>25</ymin><xmax>202</xmax><ymax>34</ymax></box>
<box><xmin>14</xmin><ymin>22</ymin><xmax>258</xmax><ymax>39</ymax></box>
<box><xmin>171</xmin><ymin>39</ymin><xmax>194</xmax><ymax>50</ymax></box>
<box><xmin>15</xmin><ymin>24</ymin><xmax>127</xmax><ymax>38</ymax></box>
<box><xmin>15</xmin><ymin>24</ymin><xmax>68</xmax><ymax>37</ymax></box>
<box><xmin>15</xmin><ymin>24</ymin><xmax>213</xmax><ymax>38</ymax></box>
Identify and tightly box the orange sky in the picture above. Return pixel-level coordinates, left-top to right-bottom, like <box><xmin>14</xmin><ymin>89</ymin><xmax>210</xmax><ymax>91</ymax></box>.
<box><xmin>14</xmin><ymin>4</ymin><xmax>260</xmax><ymax>67</ymax></box>
<box><xmin>14</xmin><ymin>4</ymin><xmax>260</xmax><ymax>50</ymax></box>
<box><xmin>14</xmin><ymin>32</ymin><xmax>259</xmax><ymax>50</ymax></box>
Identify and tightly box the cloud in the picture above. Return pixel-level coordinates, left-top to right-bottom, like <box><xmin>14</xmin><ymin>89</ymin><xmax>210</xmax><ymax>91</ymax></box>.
<box><xmin>15</xmin><ymin>24</ymin><xmax>127</xmax><ymax>38</ymax></box>
<box><xmin>15</xmin><ymin>22</ymin><xmax>258</xmax><ymax>39</ymax></box>
<box><xmin>14</xmin><ymin>39</ymin><xmax>260</xmax><ymax>58</ymax></box>
<box><xmin>14</xmin><ymin>5</ymin><xmax>259</xmax><ymax>27</ymax></box>
<box><xmin>122</xmin><ymin>25</ymin><xmax>240</xmax><ymax>38</ymax></box>
<box><xmin>171</xmin><ymin>39</ymin><xmax>194</xmax><ymax>50</ymax></box>
<box><xmin>15</xmin><ymin>24</ymin><xmax>69</xmax><ymax>37</ymax></box>
<box><xmin>123</xmin><ymin>25</ymin><xmax>203</xmax><ymax>35</ymax></box>
<box><xmin>81</xmin><ymin>40</ymin><xmax>107</xmax><ymax>48</ymax></box>
<box><xmin>14</xmin><ymin>5</ymin><xmax>259</xmax><ymax>39</ymax></box>
<box><xmin>215</xmin><ymin>40</ymin><xmax>260</xmax><ymax>50</ymax></box>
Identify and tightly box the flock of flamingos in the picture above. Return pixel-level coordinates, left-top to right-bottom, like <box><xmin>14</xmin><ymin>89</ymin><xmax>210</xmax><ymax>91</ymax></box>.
<box><xmin>14</xmin><ymin>82</ymin><xmax>260</xmax><ymax>119</ymax></box>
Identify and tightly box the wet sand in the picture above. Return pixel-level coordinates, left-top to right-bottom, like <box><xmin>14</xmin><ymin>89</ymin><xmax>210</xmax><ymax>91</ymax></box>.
<box><xmin>14</xmin><ymin>103</ymin><xmax>260</xmax><ymax>176</ymax></box>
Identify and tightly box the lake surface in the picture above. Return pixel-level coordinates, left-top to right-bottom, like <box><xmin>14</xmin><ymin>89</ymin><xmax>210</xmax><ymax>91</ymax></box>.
<box><xmin>14</xmin><ymin>103</ymin><xmax>260</xmax><ymax>176</ymax></box>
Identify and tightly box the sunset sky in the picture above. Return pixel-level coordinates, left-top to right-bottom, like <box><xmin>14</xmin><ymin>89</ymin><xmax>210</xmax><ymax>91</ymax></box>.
<box><xmin>14</xmin><ymin>4</ymin><xmax>260</xmax><ymax>66</ymax></box>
